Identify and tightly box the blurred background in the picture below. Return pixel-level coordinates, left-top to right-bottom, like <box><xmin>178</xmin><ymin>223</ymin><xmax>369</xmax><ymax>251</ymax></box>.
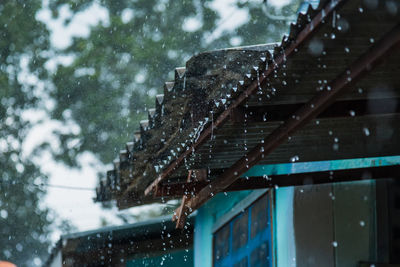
<box><xmin>0</xmin><ymin>0</ymin><xmax>304</xmax><ymax>265</ymax></box>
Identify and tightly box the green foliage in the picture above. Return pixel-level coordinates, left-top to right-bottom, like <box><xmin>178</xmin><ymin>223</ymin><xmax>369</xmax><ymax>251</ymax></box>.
<box><xmin>0</xmin><ymin>1</ymin><xmax>54</xmax><ymax>266</ymax></box>
<box><xmin>51</xmin><ymin>0</ymin><xmax>300</xmax><ymax>167</ymax></box>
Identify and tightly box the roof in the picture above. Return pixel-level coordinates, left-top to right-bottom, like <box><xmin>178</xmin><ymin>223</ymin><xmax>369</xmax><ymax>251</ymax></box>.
<box><xmin>96</xmin><ymin>0</ymin><xmax>400</xmax><ymax>221</ymax></box>
<box><xmin>44</xmin><ymin>215</ymin><xmax>195</xmax><ymax>266</ymax></box>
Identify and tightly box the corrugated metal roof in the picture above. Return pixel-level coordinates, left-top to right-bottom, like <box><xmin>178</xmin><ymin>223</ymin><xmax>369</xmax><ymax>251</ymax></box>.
<box><xmin>96</xmin><ymin>0</ymin><xmax>400</xmax><ymax>209</ymax></box>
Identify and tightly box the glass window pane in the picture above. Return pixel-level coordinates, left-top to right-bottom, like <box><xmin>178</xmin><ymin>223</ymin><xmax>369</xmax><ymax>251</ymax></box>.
<box><xmin>232</xmin><ymin>210</ymin><xmax>248</xmax><ymax>251</ymax></box>
<box><xmin>234</xmin><ymin>256</ymin><xmax>248</xmax><ymax>267</ymax></box>
<box><xmin>250</xmin><ymin>242</ymin><xmax>269</xmax><ymax>267</ymax></box>
<box><xmin>251</xmin><ymin>194</ymin><xmax>269</xmax><ymax>238</ymax></box>
<box><xmin>214</xmin><ymin>222</ymin><xmax>230</xmax><ymax>262</ymax></box>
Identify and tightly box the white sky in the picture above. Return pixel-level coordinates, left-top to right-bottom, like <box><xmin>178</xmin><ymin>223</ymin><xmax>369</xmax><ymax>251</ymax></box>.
<box><xmin>30</xmin><ymin>0</ymin><xmax>292</xmax><ymax>239</ymax></box>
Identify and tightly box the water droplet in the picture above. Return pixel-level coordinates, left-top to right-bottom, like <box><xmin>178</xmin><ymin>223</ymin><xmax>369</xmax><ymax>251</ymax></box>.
<box><xmin>359</xmin><ymin>220</ymin><xmax>365</xmax><ymax>227</ymax></box>
<box><xmin>333</xmin><ymin>143</ymin><xmax>339</xmax><ymax>151</ymax></box>
<box><xmin>359</xmin><ymin>7</ymin><xmax>364</xmax><ymax>13</ymax></box>
<box><xmin>332</xmin><ymin>241</ymin><xmax>338</xmax><ymax>247</ymax></box>
<box><xmin>344</xmin><ymin>47</ymin><xmax>350</xmax><ymax>53</ymax></box>
<box><xmin>330</xmin><ymin>33</ymin><xmax>336</xmax><ymax>39</ymax></box>
<box><xmin>369</xmin><ymin>38</ymin><xmax>375</xmax><ymax>43</ymax></box>
<box><xmin>363</xmin><ymin>127</ymin><xmax>370</xmax><ymax>136</ymax></box>
<box><xmin>349</xmin><ymin>110</ymin><xmax>355</xmax><ymax>116</ymax></box>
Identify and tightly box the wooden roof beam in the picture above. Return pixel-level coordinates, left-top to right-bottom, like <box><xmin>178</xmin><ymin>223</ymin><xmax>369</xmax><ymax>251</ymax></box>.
<box><xmin>157</xmin><ymin>165</ymin><xmax>400</xmax><ymax>198</ymax></box>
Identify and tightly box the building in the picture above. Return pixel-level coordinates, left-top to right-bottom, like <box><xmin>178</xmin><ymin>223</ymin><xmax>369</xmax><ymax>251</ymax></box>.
<box><xmin>95</xmin><ymin>0</ymin><xmax>400</xmax><ymax>266</ymax></box>
<box><xmin>44</xmin><ymin>216</ymin><xmax>194</xmax><ymax>267</ymax></box>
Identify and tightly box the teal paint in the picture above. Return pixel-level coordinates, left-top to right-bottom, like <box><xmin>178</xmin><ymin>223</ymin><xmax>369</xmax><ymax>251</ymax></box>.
<box><xmin>126</xmin><ymin>249</ymin><xmax>193</xmax><ymax>267</ymax></box>
<box><xmin>242</xmin><ymin>155</ymin><xmax>400</xmax><ymax>177</ymax></box>
<box><xmin>275</xmin><ymin>187</ymin><xmax>296</xmax><ymax>267</ymax></box>
<box><xmin>194</xmin><ymin>190</ymin><xmax>253</xmax><ymax>267</ymax></box>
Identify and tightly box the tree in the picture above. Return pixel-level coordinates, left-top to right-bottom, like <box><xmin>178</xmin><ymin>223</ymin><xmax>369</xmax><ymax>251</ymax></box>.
<box><xmin>50</xmin><ymin>0</ymin><xmax>301</xmax><ymax>169</ymax></box>
<box><xmin>0</xmin><ymin>1</ymin><xmax>54</xmax><ymax>266</ymax></box>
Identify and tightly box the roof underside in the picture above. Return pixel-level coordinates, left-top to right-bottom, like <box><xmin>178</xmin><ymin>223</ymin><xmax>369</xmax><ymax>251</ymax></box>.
<box><xmin>96</xmin><ymin>0</ymin><xmax>400</xmax><ymax>210</ymax></box>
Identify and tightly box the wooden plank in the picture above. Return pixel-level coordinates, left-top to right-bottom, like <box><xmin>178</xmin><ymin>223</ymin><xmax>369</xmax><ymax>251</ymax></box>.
<box><xmin>157</xmin><ymin>165</ymin><xmax>400</xmax><ymax>198</ymax></box>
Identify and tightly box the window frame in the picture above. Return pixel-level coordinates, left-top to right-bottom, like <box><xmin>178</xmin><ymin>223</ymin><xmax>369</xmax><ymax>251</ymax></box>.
<box><xmin>212</xmin><ymin>189</ymin><xmax>275</xmax><ymax>267</ymax></box>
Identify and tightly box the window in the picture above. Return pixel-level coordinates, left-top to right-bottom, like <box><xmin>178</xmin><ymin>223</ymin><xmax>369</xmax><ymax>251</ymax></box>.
<box><xmin>213</xmin><ymin>193</ymin><xmax>273</xmax><ymax>267</ymax></box>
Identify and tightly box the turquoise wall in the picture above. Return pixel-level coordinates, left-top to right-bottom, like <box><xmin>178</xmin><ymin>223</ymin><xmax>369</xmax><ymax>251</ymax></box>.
<box><xmin>126</xmin><ymin>249</ymin><xmax>193</xmax><ymax>267</ymax></box>
<box><xmin>275</xmin><ymin>186</ymin><xmax>296</xmax><ymax>267</ymax></box>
